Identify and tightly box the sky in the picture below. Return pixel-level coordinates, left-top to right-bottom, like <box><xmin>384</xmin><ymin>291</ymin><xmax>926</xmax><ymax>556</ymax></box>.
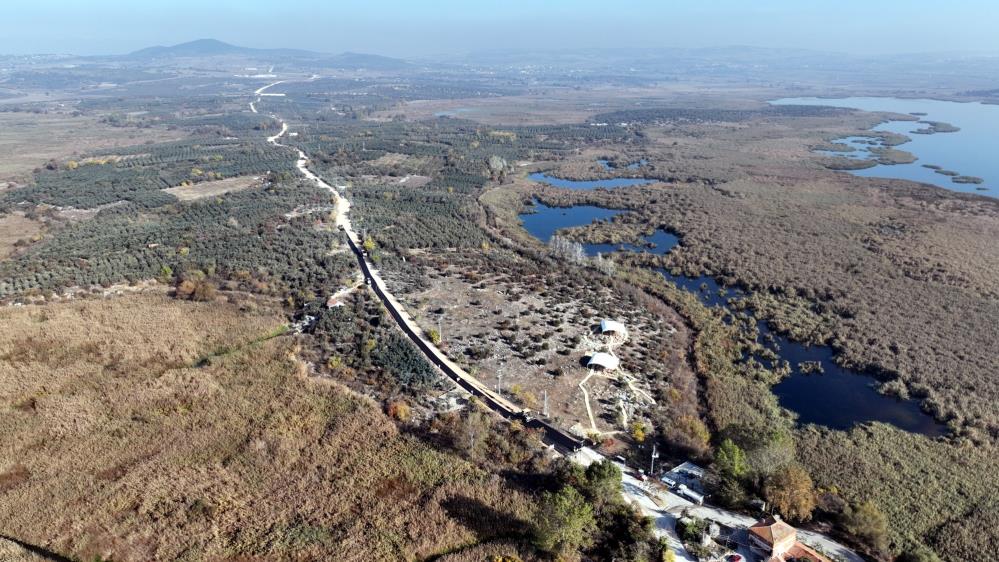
<box><xmin>2</xmin><ymin>0</ymin><xmax>998</xmax><ymax>57</ymax></box>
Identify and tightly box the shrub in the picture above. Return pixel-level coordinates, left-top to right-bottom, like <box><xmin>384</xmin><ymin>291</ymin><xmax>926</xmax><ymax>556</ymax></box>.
<box><xmin>386</xmin><ymin>400</ymin><xmax>411</xmax><ymax>422</ymax></box>
<box><xmin>842</xmin><ymin>500</ymin><xmax>889</xmax><ymax>555</ymax></box>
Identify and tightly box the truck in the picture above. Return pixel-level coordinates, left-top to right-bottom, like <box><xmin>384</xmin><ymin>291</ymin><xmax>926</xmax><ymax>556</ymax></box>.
<box><xmin>677</xmin><ymin>484</ymin><xmax>705</xmax><ymax>505</ymax></box>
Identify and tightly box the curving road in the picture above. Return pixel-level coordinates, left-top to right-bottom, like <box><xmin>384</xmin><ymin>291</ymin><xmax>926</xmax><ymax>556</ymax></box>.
<box><xmin>255</xmin><ymin>83</ymin><xmax>529</xmax><ymax>422</ymax></box>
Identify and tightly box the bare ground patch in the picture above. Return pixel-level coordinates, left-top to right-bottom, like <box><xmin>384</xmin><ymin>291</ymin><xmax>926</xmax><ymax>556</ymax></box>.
<box><xmin>0</xmin><ymin>212</ymin><xmax>44</xmax><ymax>258</ymax></box>
<box><xmin>163</xmin><ymin>175</ymin><xmax>261</xmax><ymax>201</ymax></box>
<box><xmin>381</xmin><ymin>248</ymin><xmax>692</xmax><ymax>439</ymax></box>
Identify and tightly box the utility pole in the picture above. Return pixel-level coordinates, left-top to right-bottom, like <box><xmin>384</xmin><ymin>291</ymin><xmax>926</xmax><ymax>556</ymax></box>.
<box><xmin>650</xmin><ymin>443</ymin><xmax>659</xmax><ymax>476</ymax></box>
<box><xmin>496</xmin><ymin>372</ymin><xmax>503</xmax><ymax>396</ymax></box>
<box><xmin>543</xmin><ymin>389</ymin><xmax>549</xmax><ymax>417</ymax></box>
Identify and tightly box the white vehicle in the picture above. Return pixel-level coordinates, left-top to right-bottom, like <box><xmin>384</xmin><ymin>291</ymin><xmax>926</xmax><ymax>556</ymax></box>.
<box><xmin>677</xmin><ymin>484</ymin><xmax>705</xmax><ymax>505</ymax></box>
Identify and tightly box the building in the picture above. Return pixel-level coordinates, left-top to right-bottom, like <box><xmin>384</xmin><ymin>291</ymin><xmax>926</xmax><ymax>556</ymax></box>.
<box><xmin>587</xmin><ymin>352</ymin><xmax>620</xmax><ymax>371</ymax></box>
<box><xmin>599</xmin><ymin>319</ymin><xmax>627</xmax><ymax>337</ymax></box>
<box><xmin>662</xmin><ymin>461</ymin><xmax>706</xmax><ymax>495</ymax></box>
<box><xmin>748</xmin><ymin>516</ymin><xmax>831</xmax><ymax>562</ymax></box>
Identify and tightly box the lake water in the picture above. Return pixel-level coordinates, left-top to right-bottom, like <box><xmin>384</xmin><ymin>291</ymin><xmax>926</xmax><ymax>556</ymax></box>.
<box><xmin>520</xmin><ymin>199</ymin><xmax>946</xmax><ymax>436</ymax></box>
<box><xmin>528</xmin><ymin>170</ymin><xmax>656</xmax><ymax>190</ymax></box>
<box><xmin>771</xmin><ymin>97</ymin><xmax>999</xmax><ymax>198</ymax></box>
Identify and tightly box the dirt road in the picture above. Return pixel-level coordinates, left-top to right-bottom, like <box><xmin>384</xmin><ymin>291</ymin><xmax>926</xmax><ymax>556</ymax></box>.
<box><xmin>259</xmin><ymin>84</ymin><xmax>525</xmax><ymax>419</ymax></box>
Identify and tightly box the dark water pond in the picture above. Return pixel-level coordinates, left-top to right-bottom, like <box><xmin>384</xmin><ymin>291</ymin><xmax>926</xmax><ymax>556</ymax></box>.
<box><xmin>771</xmin><ymin>97</ymin><xmax>998</xmax><ymax>198</ymax></box>
<box><xmin>528</xmin><ymin>169</ymin><xmax>656</xmax><ymax>190</ymax></box>
<box><xmin>520</xmin><ymin>200</ymin><xmax>946</xmax><ymax>436</ymax></box>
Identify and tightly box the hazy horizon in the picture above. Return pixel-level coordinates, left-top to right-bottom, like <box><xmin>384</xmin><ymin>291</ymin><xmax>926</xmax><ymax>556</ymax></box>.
<box><xmin>2</xmin><ymin>0</ymin><xmax>998</xmax><ymax>58</ymax></box>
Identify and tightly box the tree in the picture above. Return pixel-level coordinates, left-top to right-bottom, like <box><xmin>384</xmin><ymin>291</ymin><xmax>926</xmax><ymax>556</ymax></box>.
<box><xmin>549</xmin><ymin>235</ymin><xmax>585</xmax><ymax>264</ymax></box>
<box><xmin>534</xmin><ymin>485</ymin><xmax>596</xmax><ymax>556</ymax></box>
<box><xmin>714</xmin><ymin>438</ymin><xmax>748</xmax><ymax>480</ymax></box>
<box><xmin>676</xmin><ymin>516</ymin><xmax>708</xmax><ymax>543</ymax></box>
<box><xmin>583</xmin><ymin>459</ymin><xmax>622</xmax><ymax>508</ymax></box>
<box><xmin>842</xmin><ymin>501</ymin><xmax>889</xmax><ymax>554</ymax></box>
<box><xmin>711</xmin><ymin>472</ymin><xmax>747</xmax><ymax>508</ymax></box>
<box><xmin>593</xmin><ymin>253</ymin><xmax>616</xmax><ymax>276</ymax></box>
<box><xmin>671</xmin><ymin>415</ymin><xmax>711</xmax><ymax>456</ymax></box>
<box><xmin>630</xmin><ymin>421</ymin><xmax>647</xmax><ymax>443</ymax></box>
<box><xmin>552</xmin><ymin>458</ymin><xmax>588</xmax><ymax>489</ymax></box>
<box><xmin>745</xmin><ymin>431</ymin><xmax>795</xmax><ymax>484</ymax></box>
<box><xmin>763</xmin><ymin>464</ymin><xmax>816</xmax><ymax>522</ymax></box>
<box><xmin>897</xmin><ymin>546</ymin><xmax>942</xmax><ymax>562</ymax></box>
<box><xmin>158</xmin><ymin>265</ymin><xmax>174</xmax><ymax>283</ymax></box>
<box><xmin>594</xmin><ymin>502</ymin><xmax>656</xmax><ymax>561</ymax></box>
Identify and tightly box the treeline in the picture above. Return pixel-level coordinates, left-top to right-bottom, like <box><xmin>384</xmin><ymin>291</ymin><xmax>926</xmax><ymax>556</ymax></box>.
<box><xmin>3</xmin><ymin>138</ymin><xmax>297</xmax><ymax>209</ymax></box>
<box><xmin>0</xmin><ymin>181</ymin><xmax>351</xmax><ymax>302</ymax></box>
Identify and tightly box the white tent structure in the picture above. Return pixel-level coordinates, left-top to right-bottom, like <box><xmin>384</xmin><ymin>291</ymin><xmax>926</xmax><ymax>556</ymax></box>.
<box><xmin>600</xmin><ymin>319</ymin><xmax>627</xmax><ymax>337</ymax></box>
<box><xmin>587</xmin><ymin>352</ymin><xmax>620</xmax><ymax>371</ymax></box>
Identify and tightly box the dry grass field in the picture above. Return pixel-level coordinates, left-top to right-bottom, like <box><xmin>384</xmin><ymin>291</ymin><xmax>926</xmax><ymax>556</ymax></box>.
<box><xmin>163</xmin><ymin>175</ymin><xmax>261</xmax><ymax>201</ymax></box>
<box><xmin>0</xmin><ymin>112</ymin><xmax>184</xmax><ymax>183</ymax></box>
<box><xmin>0</xmin><ymin>538</ymin><xmax>49</xmax><ymax>561</ymax></box>
<box><xmin>370</xmin><ymin>84</ymin><xmax>780</xmax><ymax>125</ymax></box>
<box><xmin>0</xmin><ymin>212</ymin><xmax>43</xmax><ymax>258</ymax></box>
<box><xmin>0</xmin><ymin>294</ymin><xmax>538</xmax><ymax>561</ymax></box>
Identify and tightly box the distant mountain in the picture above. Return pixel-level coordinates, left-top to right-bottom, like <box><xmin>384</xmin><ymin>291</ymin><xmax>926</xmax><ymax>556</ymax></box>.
<box><xmin>315</xmin><ymin>51</ymin><xmax>412</xmax><ymax>70</ymax></box>
<box><xmin>124</xmin><ymin>39</ymin><xmax>410</xmax><ymax>70</ymax></box>
<box><xmin>127</xmin><ymin>39</ymin><xmax>317</xmax><ymax>59</ymax></box>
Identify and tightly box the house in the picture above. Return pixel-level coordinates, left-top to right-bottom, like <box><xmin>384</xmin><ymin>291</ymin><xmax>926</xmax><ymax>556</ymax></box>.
<box><xmin>587</xmin><ymin>352</ymin><xmax>620</xmax><ymax>371</ymax></box>
<box><xmin>599</xmin><ymin>319</ymin><xmax>627</xmax><ymax>337</ymax></box>
<box><xmin>748</xmin><ymin>516</ymin><xmax>830</xmax><ymax>562</ymax></box>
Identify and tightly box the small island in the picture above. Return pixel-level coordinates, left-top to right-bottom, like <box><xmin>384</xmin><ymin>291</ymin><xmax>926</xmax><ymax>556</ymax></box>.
<box><xmin>871</xmin><ymin>146</ymin><xmax>917</xmax><ymax>165</ymax></box>
<box><xmin>912</xmin><ymin>120</ymin><xmax>961</xmax><ymax>134</ymax></box>
<box><xmin>952</xmin><ymin>175</ymin><xmax>985</xmax><ymax>184</ymax></box>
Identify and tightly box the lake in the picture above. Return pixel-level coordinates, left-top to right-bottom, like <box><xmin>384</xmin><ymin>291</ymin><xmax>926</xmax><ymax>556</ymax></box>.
<box><xmin>771</xmin><ymin>97</ymin><xmax>999</xmax><ymax>198</ymax></box>
<box><xmin>528</xmin><ymin>169</ymin><xmax>656</xmax><ymax>190</ymax></box>
<box><xmin>520</xmin><ymin>199</ymin><xmax>947</xmax><ymax>436</ymax></box>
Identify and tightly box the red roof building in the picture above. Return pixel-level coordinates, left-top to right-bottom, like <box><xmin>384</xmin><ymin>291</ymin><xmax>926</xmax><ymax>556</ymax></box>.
<box><xmin>748</xmin><ymin>516</ymin><xmax>830</xmax><ymax>562</ymax></box>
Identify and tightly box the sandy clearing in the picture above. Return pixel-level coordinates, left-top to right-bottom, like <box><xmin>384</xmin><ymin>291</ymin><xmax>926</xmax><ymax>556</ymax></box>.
<box><xmin>163</xmin><ymin>176</ymin><xmax>260</xmax><ymax>201</ymax></box>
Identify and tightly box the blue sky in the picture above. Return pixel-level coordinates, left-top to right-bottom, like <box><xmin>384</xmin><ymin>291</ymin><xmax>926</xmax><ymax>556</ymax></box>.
<box><xmin>2</xmin><ymin>0</ymin><xmax>997</xmax><ymax>56</ymax></box>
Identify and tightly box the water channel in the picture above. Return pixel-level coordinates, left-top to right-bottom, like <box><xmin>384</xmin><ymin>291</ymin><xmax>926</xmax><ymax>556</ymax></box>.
<box><xmin>520</xmin><ymin>177</ymin><xmax>946</xmax><ymax>435</ymax></box>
